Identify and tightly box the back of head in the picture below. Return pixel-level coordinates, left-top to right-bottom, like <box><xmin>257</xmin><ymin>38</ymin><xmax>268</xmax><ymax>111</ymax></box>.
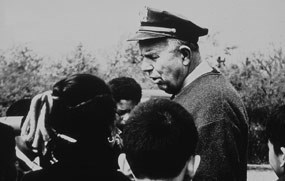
<box><xmin>266</xmin><ymin>105</ymin><xmax>285</xmax><ymax>155</ymax></box>
<box><xmin>49</xmin><ymin>74</ymin><xmax>116</xmax><ymax>161</ymax></box>
<box><xmin>122</xmin><ymin>98</ymin><xmax>198</xmax><ymax>180</ymax></box>
<box><xmin>108</xmin><ymin>77</ymin><xmax>142</xmax><ymax>104</ymax></box>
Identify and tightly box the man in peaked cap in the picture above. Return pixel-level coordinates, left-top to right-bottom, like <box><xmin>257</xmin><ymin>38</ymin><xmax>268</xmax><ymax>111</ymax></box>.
<box><xmin>128</xmin><ymin>7</ymin><xmax>248</xmax><ymax>181</ymax></box>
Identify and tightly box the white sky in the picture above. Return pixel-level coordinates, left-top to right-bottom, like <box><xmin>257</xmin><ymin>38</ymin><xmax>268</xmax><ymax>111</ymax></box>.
<box><xmin>1</xmin><ymin>0</ymin><xmax>285</xmax><ymax>60</ymax></box>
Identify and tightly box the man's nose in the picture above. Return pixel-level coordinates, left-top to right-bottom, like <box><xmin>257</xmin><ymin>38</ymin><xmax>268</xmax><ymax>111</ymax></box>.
<box><xmin>141</xmin><ymin>61</ymin><xmax>161</xmax><ymax>79</ymax></box>
<box><xmin>141</xmin><ymin>61</ymin><xmax>153</xmax><ymax>73</ymax></box>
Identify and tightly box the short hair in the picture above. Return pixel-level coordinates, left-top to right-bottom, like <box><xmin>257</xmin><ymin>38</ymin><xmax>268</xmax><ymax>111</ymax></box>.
<box><xmin>108</xmin><ymin>77</ymin><xmax>142</xmax><ymax>104</ymax></box>
<box><xmin>171</xmin><ymin>38</ymin><xmax>199</xmax><ymax>52</ymax></box>
<box><xmin>266</xmin><ymin>105</ymin><xmax>285</xmax><ymax>155</ymax></box>
<box><xmin>122</xmin><ymin>98</ymin><xmax>198</xmax><ymax>179</ymax></box>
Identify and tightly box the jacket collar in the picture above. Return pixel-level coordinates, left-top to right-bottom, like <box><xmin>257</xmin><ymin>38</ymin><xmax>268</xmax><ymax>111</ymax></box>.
<box><xmin>182</xmin><ymin>61</ymin><xmax>214</xmax><ymax>89</ymax></box>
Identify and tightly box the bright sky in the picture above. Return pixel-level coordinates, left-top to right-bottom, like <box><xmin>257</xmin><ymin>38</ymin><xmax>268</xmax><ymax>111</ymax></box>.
<box><xmin>1</xmin><ymin>0</ymin><xmax>285</xmax><ymax>61</ymax></box>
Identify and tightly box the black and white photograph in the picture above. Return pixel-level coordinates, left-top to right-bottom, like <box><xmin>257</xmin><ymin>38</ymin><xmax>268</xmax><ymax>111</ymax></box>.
<box><xmin>1</xmin><ymin>0</ymin><xmax>285</xmax><ymax>180</ymax></box>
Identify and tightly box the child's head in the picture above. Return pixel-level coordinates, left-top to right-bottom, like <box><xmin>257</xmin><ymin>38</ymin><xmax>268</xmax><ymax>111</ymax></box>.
<box><xmin>119</xmin><ymin>98</ymin><xmax>200</xmax><ymax>181</ymax></box>
<box><xmin>108</xmin><ymin>76</ymin><xmax>142</xmax><ymax>105</ymax></box>
<box><xmin>108</xmin><ymin>77</ymin><xmax>142</xmax><ymax>127</ymax></box>
<box><xmin>46</xmin><ymin>74</ymin><xmax>117</xmax><ymax>165</ymax></box>
<box><xmin>266</xmin><ymin>105</ymin><xmax>285</xmax><ymax>177</ymax></box>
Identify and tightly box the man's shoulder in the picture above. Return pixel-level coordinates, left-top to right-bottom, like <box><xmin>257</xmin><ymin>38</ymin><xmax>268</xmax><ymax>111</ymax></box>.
<box><xmin>194</xmin><ymin>71</ymin><xmax>232</xmax><ymax>90</ymax></box>
<box><xmin>174</xmin><ymin>72</ymin><xmax>247</xmax><ymax>118</ymax></box>
<box><xmin>177</xmin><ymin>72</ymin><xmax>237</xmax><ymax>101</ymax></box>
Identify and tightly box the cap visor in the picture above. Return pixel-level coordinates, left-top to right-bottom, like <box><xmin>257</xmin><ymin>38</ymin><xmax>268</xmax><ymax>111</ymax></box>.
<box><xmin>127</xmin><ymin>32</ymin><xmax>171</xmax><ymax>41</ymax></box>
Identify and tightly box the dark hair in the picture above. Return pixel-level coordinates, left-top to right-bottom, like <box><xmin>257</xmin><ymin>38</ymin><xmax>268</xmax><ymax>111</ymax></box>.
<box><xmin>6</xmin><ymin>99</ymin><xmax>31</xmax><ymax>117</ymax></box>
<box><xmin>122</xmin><ymin>98</ymin><xmax>198</xmax><ymax>179</ymax></box>
<box><xmin>0</xmin><ymin>123</ymin><xmax>17</xmax><ymax>181</ymax></box>
<box><xmin>108</xmin><ymin>77</ymin><xmax>142</xmax><ymax>104</ymax></box>
<box><xmin>6</xmin><ymin>98</ymin><xmax>32</xmax><ymax>132</ymax></box>
<box><xmin>266</xmin><ymin>105</ymin><xmax>285</xmax><ymax>155</ymax></box>
<box><xmin>48</xmin><ymin>74</ymin><xmax>116</xmax><ymax>162</ymax></box>
<box><xmin>177</xmin><ymin>39</ymin><xmax>199</xmax><ymax>52</ymax></box>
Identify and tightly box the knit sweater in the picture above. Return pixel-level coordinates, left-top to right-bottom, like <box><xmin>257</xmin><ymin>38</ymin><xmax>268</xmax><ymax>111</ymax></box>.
<box><xmin>174</xmin><ymin>71</ymin><xmax>248</xmax><ymax>181</ymax></box>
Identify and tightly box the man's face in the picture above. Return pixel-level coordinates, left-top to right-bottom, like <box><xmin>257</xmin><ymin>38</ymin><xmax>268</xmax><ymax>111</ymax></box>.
<box><xmin>268</xmin><ymin>140</ymin><xmax>284</xmax><ymax>177</ymax></box>
<box><xmin>139</xmin><ymin>39</ymin><xmax>187</xmax><ymax>94</ymax></box>
<box><xmin>116</xmin><ymin>99</ymin><xmax>137</xmax><ymax>125</ymax></box>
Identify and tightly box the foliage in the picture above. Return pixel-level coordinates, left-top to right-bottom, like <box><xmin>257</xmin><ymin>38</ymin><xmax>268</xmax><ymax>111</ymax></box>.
<box><xmin>218</xmin><ymin>47</ymin><xmax>285</xmax><ymax>163</ymax></box>
<box><xmin>45</xmin><ymin>43</ymin><xmax>103</xmax><ymax>82</ymax></box>
<box><xmin>0</xmin><ymin>44</ymin><xmax>104</xmax><ymax>116</ymax></box>
<box><xmin>0</xmin><ymin>46</ymin><xmax>49</xmax><ymax>115</ymax></box>
<box><xmin>1</xmin><ymin>40</ymin><xmax>285</xmax><ymax>165</ymax></box>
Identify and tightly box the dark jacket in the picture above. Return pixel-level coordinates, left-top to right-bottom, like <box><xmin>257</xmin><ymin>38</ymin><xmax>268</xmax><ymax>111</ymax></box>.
<box><xmin>21</xmin><ymin>162</ymin><xmax>130</xmax><ymax>181</ymax></box>
<box><xmin>0</xmin><ymin>122</ymin><xmax>17</xmax><ymax>181</ymax></box>
<box><xmin>20</xmin><ymin>138</ymin><xmax>130</xmax><ymax>181</ymax></box>
<box><xmin>174</xmin><ymin>70</ymin><xmax>248</xmax><ymax>181</ymax></box>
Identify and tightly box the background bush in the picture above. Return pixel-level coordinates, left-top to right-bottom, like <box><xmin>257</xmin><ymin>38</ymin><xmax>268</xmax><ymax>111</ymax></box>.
<box><xmin>1</xmin><ymin>41</ymin><xmax>284</xmax><ymax>164</ymax></box>
<box><xmin>219</xmin><ymin>47</ymin><xmax>285</xmax><ymax>163</ymax></box>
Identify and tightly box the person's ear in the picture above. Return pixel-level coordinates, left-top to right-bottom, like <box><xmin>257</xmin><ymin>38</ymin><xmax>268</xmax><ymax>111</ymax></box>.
<box><xmin>280</xmin><ymin>147</ymin><xmax>285</xmax><ymax>167</ymax></box>
<box><xmin>118</xmin><ymin>153</ymin><xmax>133</xmax><ymax>177</ymax></box>
<box><xmin>179</xmin><ymin>45</ymin><xmax>192</xmax><ymax>66</ymax></box>
<box><xmin>187</xmin><ymin>155</ymin><xmax>201</xmax><ymax>179</ymax></box>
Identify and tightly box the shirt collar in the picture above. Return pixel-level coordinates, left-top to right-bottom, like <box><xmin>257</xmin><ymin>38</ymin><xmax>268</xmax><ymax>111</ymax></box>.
<box><xmin>182</xmin><ymin>61</ymin><xmax>214</xmax><ymax>89</ymax></box>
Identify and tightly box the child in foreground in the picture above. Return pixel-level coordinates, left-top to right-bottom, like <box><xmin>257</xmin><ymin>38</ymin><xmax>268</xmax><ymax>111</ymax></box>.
<box><xmin>119</xmin><ymin>98</ymin><xmax>200</xmax><ymax>181</ymax></box>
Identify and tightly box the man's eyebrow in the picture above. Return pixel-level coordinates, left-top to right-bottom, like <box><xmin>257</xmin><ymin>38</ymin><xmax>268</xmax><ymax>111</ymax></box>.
<box><xmin>141</xmin><ymin>50</ymin><xmax>157</xmax><ymax>56</ymax></box>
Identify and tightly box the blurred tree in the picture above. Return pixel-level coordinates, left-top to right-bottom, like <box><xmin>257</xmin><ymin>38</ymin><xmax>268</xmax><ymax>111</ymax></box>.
<box><xmin>0</xmin><ymin>46</ymin><xmax>48</xmax><ymax>116</ymax></box>
<box><xmin>218</xmin><ymin>47</ymin><xmax>285</xmax><ymax>163</ymax></box>
<box><xmin>46</xmin><ymin>43</ymin><xmax>103</xmax><ymax>81</ymax></box>
<box><xmin>1</xmin><ymin>40</ymin><xmax>285</xmax><ymax>165</ymax></box>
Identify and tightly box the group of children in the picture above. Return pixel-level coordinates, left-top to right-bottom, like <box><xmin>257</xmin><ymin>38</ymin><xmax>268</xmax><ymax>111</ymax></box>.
<box><xmin>0</xmin><ymin>73</ymin><xmax>285</xmax><ymax>181</ymax></box>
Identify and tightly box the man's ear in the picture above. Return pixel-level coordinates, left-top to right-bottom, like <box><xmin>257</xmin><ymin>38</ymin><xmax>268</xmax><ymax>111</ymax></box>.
<box><xmin>118</xmin><ymin>153</ymin><xmax>133</xmax><ymax>176</ymax></box>
<box><xmin>187</xmin><ymin>155</ymin><xmax>201</xmax><ymax>179</ymax></box>
<box><xmin>179</xmin><ymin>45</ymin><xmax>191</xmax><ymax>66</ymax></box>
<box><xmin>280</xmin><ymin>147</ymin><xmax>285</xmax><ymax>167</ymax></box>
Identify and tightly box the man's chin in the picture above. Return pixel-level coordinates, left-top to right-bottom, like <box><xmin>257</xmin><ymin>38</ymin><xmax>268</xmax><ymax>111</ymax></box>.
<box><xmin>157</xmin><ymin>83</ymin><xmax>165</xmax><ymax>90</ymax></box>
<box><xmin>157</xmin><ymin>84</ymin><xmax>172</xmax><ymax>94</ymax></box>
